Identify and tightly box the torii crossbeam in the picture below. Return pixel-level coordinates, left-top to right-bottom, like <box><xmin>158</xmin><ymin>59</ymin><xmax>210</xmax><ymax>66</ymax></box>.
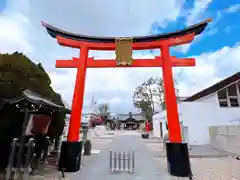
<box><xmin>42</xmin><ymin>18</ymin><xmax>211</xmax><ymax>177</ymax></box>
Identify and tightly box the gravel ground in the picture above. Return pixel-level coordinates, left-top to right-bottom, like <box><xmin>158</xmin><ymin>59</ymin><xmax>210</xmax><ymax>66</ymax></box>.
<box><xmin>154</xmin><ymin>157</ymin><xmax>240</xmax><ymax>180</ymax></box>
<box><xmin>144</xmin><ymin>139</ymin><xmax>240</xmax><ymax>180</ymax></box>
<box><xmin>10</xmin><ymin>131</ymin><xmax>240</xmax><ymax>180</ymax></box>
<box><xmin>28</xmin><ymin>136</ymin><xmax>114</xmax><ymax>180</ymax></box>
<box><xmin>0</xmin><ymin>131</ymin><xmax>122</xmax><ymax>180</ymax></box>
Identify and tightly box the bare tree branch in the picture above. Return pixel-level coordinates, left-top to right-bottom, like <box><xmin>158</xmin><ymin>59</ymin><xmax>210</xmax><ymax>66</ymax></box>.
<box><xmin>133</xmin><ymin>77</ymin><xmax>179</xmax><ymax>122</ymax></box>
<box><xmin>97</xmin><ymin>103</ymin><xmax>110</xmax><ymax>123</ymax></box>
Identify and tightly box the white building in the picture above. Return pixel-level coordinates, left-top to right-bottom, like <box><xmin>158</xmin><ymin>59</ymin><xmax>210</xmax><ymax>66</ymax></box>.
<box><xmin>153</xmin><ymin>72</ymin><xmax>240</xmax><ymax>145</ymax></box>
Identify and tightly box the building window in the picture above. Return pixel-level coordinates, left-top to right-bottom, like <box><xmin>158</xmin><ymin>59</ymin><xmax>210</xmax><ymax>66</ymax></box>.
<box><xmin>217</xmin><ymin>81</ymin><xmax>240</xmax><ymax>108</ymax></box>
<box><xmin>229</xmin><ymin>98</ymin><xmax>239</xmax><ymax>107</ymax></box>
<box><xmin>217</xmin><ymin>88</ymin><xmax>228</xmax><ymax>107</ymax></box>
<box><xmin>218</xmin><ymin>99</ymin><xmax>228</xmax><ymax>107</ymax></box>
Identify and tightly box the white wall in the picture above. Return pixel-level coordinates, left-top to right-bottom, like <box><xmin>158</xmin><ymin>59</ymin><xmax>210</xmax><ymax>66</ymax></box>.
<box><xmin>209</xmin><ymin>125</ymin><xmax>240</xmax><ymax>155</ymax></box>
<box><xmin>194</xmin><ymin>93</ymin><xmax>218</xmax><ymax>104</ymax></box>
<box><xmin>152</xmin><ymin>119</ymin><xmax>161</xmax><ymax>138</ymax></box>
<box><xmin>153</xmin><ymin>93</ymin><xmax>240</xmax><ymax>145</ymax></box>
<box><xmin>153</xmin><ymin>113</ymin><xmax>184</xmax><ymax>141</ymax></box>
<box><xmin>153</xmin><ymin>111</ymin><xmax>167</xmax><ymax>138</ymax></box>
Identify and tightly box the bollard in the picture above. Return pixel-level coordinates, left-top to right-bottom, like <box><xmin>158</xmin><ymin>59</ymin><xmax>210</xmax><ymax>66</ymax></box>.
<box><xmin>110</xmin><ymin>150</ymin><xmax>112</xmax><ymax>172</ymax></box>
<box><xmin>6</xmin><ymin>138</ymin><xmax>18</xmax><ymax>180</ymax></box>
<box><xmin>131</xmin><ymin>151</ymin><xmax>135</xmax><ymax>173</ymax></box>
<box><xmin>127</xmin><ymin>152</ymin><xmax>130</xmax><ymax>172</ymax></box>
<box><xmin>123</xmin><ymin>152</ymin><xmax>125</xmax><ymax>171</ymax></box>
<box><xmin>118</xmin><ymin>152</ymin><xmax>121</xmax><ymax>171</ymax></box>
<box><xmin>114</xmin><ymin>152</ymin><xmax>117</xmax><ymax>172</ymax></box>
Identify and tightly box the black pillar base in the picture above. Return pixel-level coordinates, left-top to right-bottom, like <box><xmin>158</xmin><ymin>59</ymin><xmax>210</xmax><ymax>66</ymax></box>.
<box><xmin>166</xmin><ymin>142</ymin><xmax>192</xmax><ymax>177</ymax></box>
<box><xmin>83</xmin><ymin>140</ymin><xmax>92</xmax><ymax>156</ymax></box>
<box><xmin>58</xmin><ymin>141</ymin><xmax>83</xmax><ymax>172</ymax></box>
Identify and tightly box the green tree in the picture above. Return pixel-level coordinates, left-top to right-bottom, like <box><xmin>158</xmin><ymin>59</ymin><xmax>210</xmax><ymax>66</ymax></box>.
<box><xmin>132</xmin><ymin>77</ymin><xmax>179</xmax><ymax>122</ymax></box>
<box><xmin>0</xmin><ymin>52</ymin><xmax>66</xmax><ymax>138</ymax></box>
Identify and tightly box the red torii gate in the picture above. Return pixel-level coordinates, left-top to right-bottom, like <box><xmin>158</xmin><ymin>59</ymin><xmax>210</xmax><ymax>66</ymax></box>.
<box><xmin>55</xmin><ymin>34</ymin><xmax>195</xmax><ymax>143</ymax></box>
<box><xmin>42</xmin><ymin>19</ymin><xmax>210</xmax><ymax>177</ymax></box>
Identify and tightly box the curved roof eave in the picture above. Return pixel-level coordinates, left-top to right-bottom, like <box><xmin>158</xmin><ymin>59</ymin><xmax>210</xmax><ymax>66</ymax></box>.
<box><xmin>41</xmin><ymin>19</ymin><xmax>211</xmax><ymax>43</ymax></box>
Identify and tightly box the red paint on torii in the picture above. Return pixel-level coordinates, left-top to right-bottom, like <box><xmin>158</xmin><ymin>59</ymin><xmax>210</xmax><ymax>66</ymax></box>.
<box><xmin>56</xmin><ymin>57</ymin><xmax>195</xmax><ymax>68</ymax></box>
<box><xmin>56</xmin><ymin>33</ymin><xmax>195</xmax><ymax>49</ymax></box>
<box><xmin>54</xmin><ymin>33</ymin><xmax>196</xmax><ymax>143</ymax></box>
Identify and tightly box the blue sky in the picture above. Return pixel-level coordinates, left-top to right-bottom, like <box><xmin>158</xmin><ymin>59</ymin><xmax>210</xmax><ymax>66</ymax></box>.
<box><xmin>1</xmin><ymin>0</ymin><xmax>238</xmax><ymax>57</ymax></box>
<box><xmin>0</xmin><ymin>0</ymin><xmax>6</xmax><ymax>12</ymax></box>
<box><xmin>149</xmin><ymin>0</ymin><xmax>240</xmax><ymax>56</ymax></box>
<box><xmin>0</xmin><ymin>0</ymin><xmax>240</xmax><ymax>112</ymax></box>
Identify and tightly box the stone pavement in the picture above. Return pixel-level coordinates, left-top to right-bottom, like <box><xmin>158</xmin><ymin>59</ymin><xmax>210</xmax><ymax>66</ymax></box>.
<box><xmin>145</xmin><ymin>139</ymin><xmax>236</xmax><ymax>158</ymax></box>
<box><xmin>28</xmin><ymin>131</ymin><xmax>240</xmax><ymax>180</ymax></box>
<box><xmin>71</xmin><ymin>131</ymin><xmax>172</xmax><ymax>180</ymax></box>
<box><xmin>144</xmin><ymin>137</ymin><xmax>240</xmax><ymax>179</ymax></box>
<box><xmin>28</xmin><ymin>134</ymin><xmax>116</xmax><ymax>180</ymax></box>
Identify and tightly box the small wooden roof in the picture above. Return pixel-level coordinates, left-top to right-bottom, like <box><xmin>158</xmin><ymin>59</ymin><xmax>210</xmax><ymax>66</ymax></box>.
<box><xmin>0</xmin><ymin>89</ymin><xmax>70</xmax><ymax>113</ymax></box>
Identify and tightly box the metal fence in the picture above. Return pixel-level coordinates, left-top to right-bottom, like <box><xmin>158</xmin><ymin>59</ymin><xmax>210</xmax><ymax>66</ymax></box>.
<box><xmin>109</xmin><ymin>150</ymin><xmax>135</xmax><ymax>174</ymax></box>
<box><xmin>6</xmin><ymin>136</ymin><xmax>51</xmax><ymax>180</ymax></box>
<box><xmin>6</xmin><ymin>138</ymin><xmax>35</xmax><ymax>180</ymax></box>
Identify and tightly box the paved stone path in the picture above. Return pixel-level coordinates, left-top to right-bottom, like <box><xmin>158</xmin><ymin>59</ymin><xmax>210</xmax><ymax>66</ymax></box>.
<box><xmin>144</xmin><ymin>138</ymin><xmax>240</xmax><ymax>180</ymax></box>
<box><xmin>28</xmin><ymin>134</ymin><xmax>116</xmax><ymax>179</ymax></box>
<box><xmin>71</xmin><ymin>132</ymin><xmax>171</xmax><ymax>180</ymax></box>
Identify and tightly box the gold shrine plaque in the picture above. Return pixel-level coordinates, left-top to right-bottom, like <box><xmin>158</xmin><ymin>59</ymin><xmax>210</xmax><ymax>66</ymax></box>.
<box><xmin>115</xmin><ymin>38</ymin><xmax>133</xmax><ymax>65</ymax></box>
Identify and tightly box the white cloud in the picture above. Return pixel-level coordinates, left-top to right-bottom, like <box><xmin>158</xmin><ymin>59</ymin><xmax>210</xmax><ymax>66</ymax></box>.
<box><xmin>1</xmin><ymin>0</ymin><xmax>240</xmax><ymax>114</ymax></box>
<box><xmin>0</xmin><ymin>0</ymin><xmax>33</xmax><ymax>53</ymax></box>
<box><xmin>1</xmin><ymin>0</ymin><xmax>186</xmax><ymax>113</ymax></box>
<box><xmin>177</xmin><ymin>0</ymin><xmax>220</xmax><ymax>54</ymax></box>
<box><xmin>175</xmin><ymin>44</ymin><xmax>192</xmax><ymax>54</ymax></box>
<box><xmin>0</xmin><ymin>13</ymin><xmax>32</xmax><ymax>53</ymax></box>
<box><xmin>224</xmin><ymin>26</ymin><xmax>235</xmax><ymax>34</ymax></box>
<box><xmin>185</xmin><ymin>0</ymin><xmax>213</xmax><ymax>26</ymax></box>
<box><xmin>178</xmin><ymin>43</ymin><xmax>240</xmax><ymax>96</ymax></box>
<box><xmin>174</xmin><ymin>27</ymin><xmax>218</xmax><ymax>53</ymax></box>
<box><xmin>31</xmin><ymin>0</ymin><xmax>185</xmax><ymax>36</ymax></box>
<box><xmin>225</xmin><ymin>4</ymin><xmax>240</xmax><ymax>14</ymax></box>
<box><xmin>49</xmin><ymin>43</ymin><xmax>240</xmax><ymax>113</ymax></box>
